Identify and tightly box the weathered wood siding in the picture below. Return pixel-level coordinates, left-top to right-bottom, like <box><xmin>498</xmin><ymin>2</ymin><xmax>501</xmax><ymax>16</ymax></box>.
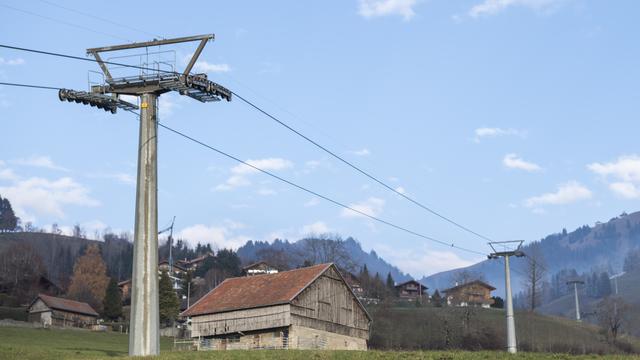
<box><xmin>191</xmin><ymin>304</ymin><xmax>290</xmax><ymax>338</ymax></box>
<box><xmin>290</xmin><ymin>267</ymin><xmax>370</xmax><ymax>339</ymax></box>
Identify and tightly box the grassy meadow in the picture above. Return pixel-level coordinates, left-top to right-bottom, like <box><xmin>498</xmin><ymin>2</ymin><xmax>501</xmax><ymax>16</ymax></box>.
<box><xmin>1</xmin><ymin>326</ymin><xmax>639</xmax><ymax>360</ymax></box>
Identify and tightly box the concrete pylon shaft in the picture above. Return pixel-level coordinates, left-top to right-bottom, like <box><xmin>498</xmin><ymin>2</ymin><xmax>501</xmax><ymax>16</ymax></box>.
<box><xmin>129</xmin><ymin>93</ymin><xmax>160</xmax><ymax>356</ymax></box>
<box><xmin>573</xmin><ymin>283</ymin><xmax>581</xmax><ymax>322</ymax></box>
<box><xmin>504</xmin><ymin>255</ymin><xmax>517</xmax><ymax>354</ymax></box>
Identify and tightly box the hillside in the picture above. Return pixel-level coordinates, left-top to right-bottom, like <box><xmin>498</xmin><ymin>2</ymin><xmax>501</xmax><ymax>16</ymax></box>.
<box><xmin>422</xmin><ymin>211</ymin><xmax>640</xmax><ymax>296</ymax></box>
<box><xmin>236</xmin><ymin>237</ymin><xmax>412</xmax><ymax>282</ymax></box>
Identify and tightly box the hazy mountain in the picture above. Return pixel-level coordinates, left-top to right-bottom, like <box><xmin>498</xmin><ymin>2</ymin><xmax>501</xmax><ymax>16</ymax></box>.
<box><xmin>236</xmin><ymin>236</ymin><xmax>412</xmax><ymax>282</ymax></box>
<box><xmin>421</xmin><ymin>211</ymin><xmax>640</xmax><ymax>296</ymax></box>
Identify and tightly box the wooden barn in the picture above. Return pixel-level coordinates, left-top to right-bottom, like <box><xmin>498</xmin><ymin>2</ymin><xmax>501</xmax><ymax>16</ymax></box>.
<box><xmin>27</xmin><ymin>294</ymin><xmax>98</xmax><ymax>327</ymax></box>
<box><xmin>442</xmin><ymin>280</ymin><xmax>496</xmax><ymax>308</ymax></box>
<box><xmin>181</xmin><ymin>263</ymin><xmax>371</xmax><ymax>350</ymax></box>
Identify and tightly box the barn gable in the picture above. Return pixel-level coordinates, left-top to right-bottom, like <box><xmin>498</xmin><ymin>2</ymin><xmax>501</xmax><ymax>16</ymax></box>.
<box><xmin>290</xmin><ymin>265</ymin><xmax>370</xmax><ymax>339</ymax></box>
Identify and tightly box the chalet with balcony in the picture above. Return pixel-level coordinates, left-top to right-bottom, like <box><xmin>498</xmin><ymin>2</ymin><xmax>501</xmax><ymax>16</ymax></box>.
<box><xmin>394</xmin><ymin>280</ymin><xmax>428</xmax><ymax>302</ymax></box>
<box><xmin>442</xmin><ymin>280</ymin><xmax>496</xmax><ymax>308</ymax></box>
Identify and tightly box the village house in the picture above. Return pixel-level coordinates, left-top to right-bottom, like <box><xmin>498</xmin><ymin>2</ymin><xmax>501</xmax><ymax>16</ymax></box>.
<box><xmin>158</xmin><ymin>260</ymin><xmax>187</xmax><ymax>276</ymax></box>
<box><xmin>242</xmin><ymin>261</ymin><xmax>279</xmax><ymax>276</ymax></box>
<box><xmin>27</xmin><ymin>294</ymin><xmax>98</xmax><ymax>328</ymax></box>
<box><xmin>442</xmin><ymin>280</ymin><xmax>496</xmax><ymax>308</ymax></box>
<box><xmin>176</xmin><ymin>252</ymin><xmax>214</xmax><ymax>272</ymax></box>
<box><xmin>118</xmin><ymin>279</ymin><xmax>132</xmax><ymax>304</ymax></box>
<box><xmin>395</xmin><ymin>280</ymin><xmax>428</xmax><ymax>302</ymax></box>
<box><xmin>181</xmin><ymin>263</ymin><xmax>371</xmax><ymax>350</ymax></box>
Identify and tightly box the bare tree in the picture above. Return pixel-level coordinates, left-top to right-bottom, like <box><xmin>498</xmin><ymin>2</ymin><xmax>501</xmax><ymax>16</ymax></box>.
<box><xmin>300</xmin><ymin>234</ymin><xmax>356</xmax><ymax>272</ymax></box>
<box><xmin>597</xmin><ymin>297</ymin><xmax>628</xmax><ymax>343</ymax></box>
<box><xmin>451</xmin><ymin>269</ymin><xmax>485</xmax><ymax>286</ymax></box>
<box><xmin>523</xmin><ymin>245</ymin><xmax>546</xmax><ymax>311</ymax></box>
<box><xmin>0</xmin><ymin>243</ymin><xmax>46</xmax><ymax>302</ymax></box>
<box><xmin>255</xmin><ymin>248</ymin><xmax>292</xmax><ymax>271</ymax></box>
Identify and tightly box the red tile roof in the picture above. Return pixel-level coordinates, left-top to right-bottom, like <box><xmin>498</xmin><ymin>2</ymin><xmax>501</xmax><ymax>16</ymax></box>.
<box><xmin>34</xmin><ymin>294</ymin><xmax>99</xmax><ymax>317</ymax></box>
<box><xmin>182</xmin><ymin>263</ymin><xmax>332</xmax><ymax>317</ymax></box>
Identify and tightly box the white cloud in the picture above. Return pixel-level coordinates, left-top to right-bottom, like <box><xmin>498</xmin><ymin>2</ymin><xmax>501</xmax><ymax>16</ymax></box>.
<box><xmin>177</xmin><ymin>223</ymin><xmax>250</xmax><ymax>250</ymax></box>
<box><xmin>376</xmin><ymin>243</ymin><xmax>479</xmax><ymax>278</ymax></box>
<box><xmin>395</xmin><ymin>186</ymin><xmax>407</xmax><ymax>194</ymax></box>
<box><xmin>194</xmin><ymin>61</ymin><xmax>231</xmax><ymax>73</ymax></box>
<box><xmin>301</xmin><ymin>221</ymin><xmax>331</xmax><ymax>235</ymax></box>
<box><xmin>468</xmin><ymin>0</ymin><xmax>566</xmax><ymax>18</ymax></box>
<box><xmin>503</xmin><ymin>153</ymin><xmax>542</xmax><ymax>172</ymax></box>
<box><xmin>0</xmin><ymin>57</ymin><xmax>25</xmax><ymax>66</ymax></box>
<box><xmin>215</xmin><ymin>158</ymin><xmax>293</xmax><ymax>191</ymax></box>
<box><xmin>87</xmin><ymin>172</ymin><xmax>135</xmax><ymax>186</ymax></box>
<box><xmin>12</xmin><ymin>155</ymin><xmax>68</xmax><ymax>172</ymax></box>
<box><xmin>358</xmin><ymin>0</ymin><xmax>419</xmax><ymax>21</ymax></box>
<box><xmin>304</xmin><ymin>197</ymin><xmax>320</xmax><ymax>207</ymax></box>
<box><xmin>257</xmin><ymin>188</ymin><xmax>277</xmax><ymax>196</ymax></box>
<box><xmin>0</xmin><ymin>176</ymin><xmax>100</xmax><ymax>221</ymax></box>
<box><xmin>608</xmin><ymin>182</ymin><xmax>640</xmax><ymax>199</ymax></box>
<box><xmin>350</xmin><ymin>148</ymin><xmax>371</xmax><ymax>156</ymax></box>
<box><xmin>0</xmin><ymin>168</ymin><xmax>18</xmax><ymax>181</ymax></box>
<box><xmin>341</xmin><ymin>197</ymin><xmax>385</xmax><ymax>218</ymax></box>
<box><xmin>524</xmin><ymin>181</ymin><xmax>592</xmax><ymax>207</ymax></box>
<box><xmin>159</xmin><ymin>93</ymin><xmax>179</xmax><ymax>117</ymax></box>
<box><xmin>588</xmin><ymin>155</ymin><xmax>640</xmax><ymax>199</ymax></box>
<box><xmin>474</xmin><ymin>127</ymin><xmax>525</xmax><ymax>142</ymax></box>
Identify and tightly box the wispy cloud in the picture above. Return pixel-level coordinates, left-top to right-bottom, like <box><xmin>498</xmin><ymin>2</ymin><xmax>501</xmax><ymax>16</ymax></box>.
<box><xmin>0</xmin><ymin>57</ymin><xmax>25</xmax><ymax>66</ymax></box>
<box><xmin>524</xmin><ymin>181</ymin><xmax>592</xmax><ymax>208</ymax></box>
<box><xmin>474</xmin><ymin>127</ymin><xmax>525</xmax><ymax>142</ymax></box>
<box><xmin>177</xmin><ymin>222</ymin><xmax>250</xmax><ymax>249</ymax></box>
<box><xmin>87</xmin><ymin>172</ymin><xmax>135</xmax><ymax>186</ymax></box>
<box><xmin>215</xmin><ymin>158</ymin><xmax>293</xmax><ymax>191</ymax></box>
<box><xmin>468</xmin><ymin>0</ymin><xmax>566</xmax><ymax>18</ymax></box>
<box><xmin>588</xmin><ymin>155</ymin><xmax>640</xmax><ymax>199</ymax></box>
<box><xmin>301</xmin><ymin>221</ymin><xmax>332</xmax><ymax>235</ymax></box>
<box><xmin>358</xmin><ymin>0</ymin><xmax>419</xmax><ymax>21</ymax></box>
<box><xmin>503</xmin><ymin>153</ymin><xmax>541</xmax><ymax>172</ymax></box>
<box><xmin>0</xmin><ymin>176</ymin><xmax>100</xmax><ymax>221</ymax></box>
<box><xmin>304</xmin><ymin>197</ymin><xmax>320</xmax><ymax>207</ymax></box>
<box><xmin>341</xmin><ymin>197</ymin><xmax>385</xmax><ymax>218</ymax></box>
<box><xmin>194</xmin><ymin>61</ymin><xmax>231</xmax><ymax>73</ymax></box>
<box><xmin>12</xmin><ymin>155</ymin><xmax>68</xmax><ymax>172</ymax></box>
<box><xmin>349</xmin><ymin>148</ymin><xmax>371</xmax><ymax>156</ymax></box>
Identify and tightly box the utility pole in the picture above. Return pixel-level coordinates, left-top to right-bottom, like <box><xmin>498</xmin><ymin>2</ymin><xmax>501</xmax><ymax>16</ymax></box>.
<box><xmin>566</xmin><ymin>280</ymin><xmax>584</xmax><ymax>322</ymax></box>
<box><xmin>59</xmin><ymin>34</ymin><xmax>231</xmax><ymax>356</ymax></box>
<box><xmin>159</xmin><ymin>216</ymin><xmax>176</xmax><ymax>277</ymax></box>
<box><xmin>488</xmin><ymin>240</ymin><xmax>525</xmax><ymax>354</ymax></box>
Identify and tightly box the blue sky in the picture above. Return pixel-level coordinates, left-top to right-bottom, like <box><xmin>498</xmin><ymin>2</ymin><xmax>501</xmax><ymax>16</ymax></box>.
<box><xmin>1</xmin><ymin>0</ymin><xmax>639</xmax><ymax>278</ymax></box>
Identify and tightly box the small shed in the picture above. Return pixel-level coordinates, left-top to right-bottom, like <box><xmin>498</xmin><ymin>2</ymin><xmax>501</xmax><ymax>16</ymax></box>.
<box><xmin>27</xmin><ymin>294</ymin><xmax>98</xmax><ymax>327</ymax></box>
<box><xmin>442</xmin><ymin>280</ymin><xmax>496</xmax><ymax>308</ymax></box>
<box><xmin>182</xmin><ymin>263</ymin><xmax>371</xmax><ymax>350</ymax></box>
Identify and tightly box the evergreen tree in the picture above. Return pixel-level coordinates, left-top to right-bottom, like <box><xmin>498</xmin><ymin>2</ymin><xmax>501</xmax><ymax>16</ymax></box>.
<box><xmin>431</xmin><ymin>290</ymin><xmax>443</xmax><ymax>307</ymax></box>
<box><xmin>491</xmin><ymin>296</ymin><xmax>504</xmax><ymax>309</ymax></box>
<box><xmin>385</xmin><ymin>272</ymin><xmax>395</xmax><ymax>297</ymax></box>
<box><xmin>0</xmin><ymin>195</ymin><xmax>18</xmax><ymax>232</ymax></box>
<box><xmin>159</xmin><ymin>271</ymin><xmax>179</xmax><ymax>325</ymax></box>
<box><xmin>102</xmin><ymin>278</ymin><xmax>122</xmax><ymax>320</ymax></box>
<box><xmin>598</xmin><ymin>272</ymin><xmax>612</xmax><ymax>297</ymax></box>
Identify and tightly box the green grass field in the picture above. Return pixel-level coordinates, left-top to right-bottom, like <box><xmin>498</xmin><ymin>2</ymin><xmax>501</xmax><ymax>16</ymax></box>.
<box><xmin>0</xmin><ymin>326</ymin><xmax>639</xmax><ymax>360</ymax></box>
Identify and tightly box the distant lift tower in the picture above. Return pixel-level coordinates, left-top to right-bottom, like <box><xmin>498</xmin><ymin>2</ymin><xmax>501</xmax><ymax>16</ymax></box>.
<box><xmin>567</xmin><ymin>280</ymin><xmax>585</xmax><ymax>322</ymax></box>
<box><xmin>59</xmin><ymin>34</ymin><xmax>231</xmax><ymax>356</ymax></box>
<box><xmin>488</xmin><ymin>240</ymin><xmax>525</xmax><ymax>354</ymax></box>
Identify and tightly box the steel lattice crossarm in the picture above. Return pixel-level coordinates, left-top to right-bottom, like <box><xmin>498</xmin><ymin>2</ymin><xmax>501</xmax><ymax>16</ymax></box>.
<box><xmin>59</xmin><ymin>89</ymin><xmax>138</xmax><ymax>113</ymax></box>
<box><xmin>59</xmin><ymin>33</ymin><xmax>231</xmax><ymax>113</ymax></box>
<box><xmin>91</xmin><ymin>72</ymin><xmax>231</xmax><ymax>102</ymax></box>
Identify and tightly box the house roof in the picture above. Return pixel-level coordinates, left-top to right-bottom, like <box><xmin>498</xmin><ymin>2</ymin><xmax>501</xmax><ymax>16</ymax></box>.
<box><xmin>395</xmin><ymin>279</ymin><xmax>428</xmax><ymax>289</ymax></box>
<box><xmin>182</xmin><ymin>263</ymin><xmax>333</xmax><ymax>317</ymax></box>
<box><xmin>32</xmin><ymin>294</ymin><xmax>99</xmax><ymax>317</ymax></box>
<box><xmin>158</xmin><ymin>260</ymin><xmax>187</xmax><ymax>271</ymax></box>
<box><xmin>242</xmin><ymin>261</ymin><xmax>276</xmax><ymax>271</ymax></box>
<box><xmin>442</xmin><ymin>280</ymin><xmax>496</xmax><ymax>293</ymax></box>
